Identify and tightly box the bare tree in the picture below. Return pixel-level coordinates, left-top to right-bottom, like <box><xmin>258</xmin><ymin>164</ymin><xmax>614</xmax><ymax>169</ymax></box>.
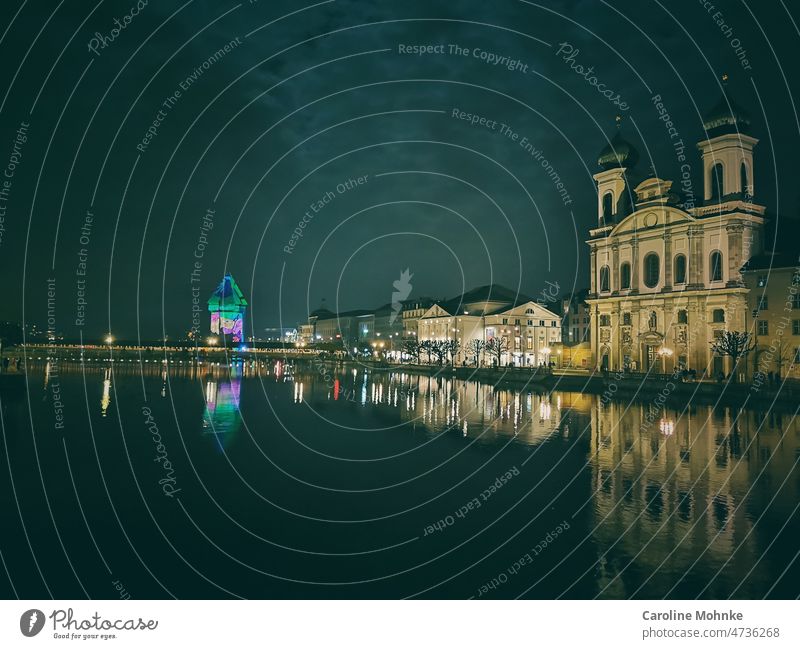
<box><xmin>419</xmin><ymin>340</ymin><xmax>434</xmax><ymax>364</ymax></box>
<box><xmin>711</xmin><ymin>331</ymin><xmax>755</xmax><ymax>382</ymax></box>
<box><xmin>468</xmin><ymin>339</ymin><xmax>485</xmax><ymax>366</ymax></box>
<box><xmin>485</xmin><ymin>336</ymin><xmax>509</xmax><ymax>367</ymax></box>
<box><xmin>428</xmin><ymin>340</ymin><xmax>448</xmax><ymax>365</ymax></box>
<box><xmin>402</xmin><ymin>339</ymin><xmax>422</xmax><ymax>364</ymax></box>
<box><xmin>442</xmin><ymin>340</ymin><xmax>460</xmax><ymax>365</ymax></box>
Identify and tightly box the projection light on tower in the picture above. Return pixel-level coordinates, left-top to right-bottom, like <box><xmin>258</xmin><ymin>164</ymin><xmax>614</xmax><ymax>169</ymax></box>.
<box><xmin>207</xmin><ymin>274</ymin><xmax>247</xmax><ymax>344</ymax></box>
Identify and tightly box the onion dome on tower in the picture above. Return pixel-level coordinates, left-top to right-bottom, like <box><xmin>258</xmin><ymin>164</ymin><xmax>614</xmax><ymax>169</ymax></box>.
<box><xmin>594</xmin><ymin>116</ymin><xmax>639</xmax><ymax>226</ymax></box>
<box><xmin>597</xmin><ymin>117</ymin><xmax>640</xmax><ymax>170</ymax></box>
<box><xmin>702</xmin><ymin>74</ymin><xmax>752</xmax><ymax>138</ymax></box>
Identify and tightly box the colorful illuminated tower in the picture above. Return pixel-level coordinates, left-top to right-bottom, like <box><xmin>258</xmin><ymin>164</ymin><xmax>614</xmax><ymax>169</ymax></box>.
<box><xmin>208</xmin><ymin>274</ymin><xmax>247</xmax><ymax>343</ymax></box>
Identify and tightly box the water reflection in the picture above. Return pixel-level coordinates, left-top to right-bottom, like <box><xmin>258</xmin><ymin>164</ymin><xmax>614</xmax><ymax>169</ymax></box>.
<box><xmin>19</xmin><ymin>358</ymin><xmax>799</xmax><ymax>597</ymax></box>
<box><xmin>288</xmin><ymin>362</ymin><xmax>798</xmax><ymax>596</ymax></box>
<box><xmin>590</xmin><ymin>400</ymin><xmax>800</xmax><ymax>597</ymax></box>
<box><xmin>202</xmin><ymin>375</ymin><xmax>242</xmax><ymax>451</ymax></box>
<box><xmin>291</xmin><ymin>364</ymin><xmax>584</xmax><ymax>446</ymax></box>
<box><xmin>100</xmin><ymin>368</ymin><xmax>111</xmax><ymax>416</ymax></box>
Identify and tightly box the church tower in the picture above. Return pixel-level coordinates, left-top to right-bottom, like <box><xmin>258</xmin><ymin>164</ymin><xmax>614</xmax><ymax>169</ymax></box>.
<box><xmin>593</xmin><ymin>117</ymin><xmax>639</xmax><ymax>227</ymax></box>
<box><xmin>586</xmin><ymin>80</ymin><xmax>767</xmax><ymax>377</ymax></box>
<box><xmin>697</xmin><ymin>75</ymin><xmax>758</xmax><ymax>202</ymax></box>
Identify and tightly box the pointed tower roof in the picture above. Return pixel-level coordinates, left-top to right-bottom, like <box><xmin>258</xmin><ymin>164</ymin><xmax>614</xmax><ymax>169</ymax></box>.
<box><xmin>207</xmin><ymin>274</ymin><xmax>247</xmax><ymax>310</ymax></box>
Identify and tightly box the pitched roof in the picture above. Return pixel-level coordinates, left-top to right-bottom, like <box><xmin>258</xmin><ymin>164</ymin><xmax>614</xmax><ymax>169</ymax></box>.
<box><xmin>741</xmin><ymin>251</ymin><xmax>799</xmax><ymax>272</ymax></box>
<box><xmin>207</xmin><ymin>275</ymin><xmax>247</xmax><ymax>310</ymax></box>
<box><xmin>309</xmin><ymin>307</ymin><xmax>337</xmax><ymax>319</ymax></box>
<box><xmin>441</xmin><ymin>284</ymin><xmax>531</xmax><ymax>315</ymax></box>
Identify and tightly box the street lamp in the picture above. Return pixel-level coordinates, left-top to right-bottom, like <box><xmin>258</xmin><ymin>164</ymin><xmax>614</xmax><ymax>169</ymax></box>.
<box><xmin>657</xmin><ymin>346</ymin><xmax>673</xmax><ymax>374</ymax></box>
<box><xmin>207</xmin><ymin>336</ymin><xmax>219</xmax><ymax>346</ymax></box>
<box><xmin>104</xmin><ymin>334</ymin><xmax>114</xmax><ymax>346</ymax></box>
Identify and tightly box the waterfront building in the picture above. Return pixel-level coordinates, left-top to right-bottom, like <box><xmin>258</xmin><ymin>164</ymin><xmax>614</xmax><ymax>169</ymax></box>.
<box><xmin>208</xmin><ymin>274</ymin><xmax>247</xmax><ymax>343</ymax></box>
<box><xmin>398</xmin><ymin>299</ymin><xmax>436</xmax><ymax>339</ymax></box>
<box><xmin>586</xmin><ymin>89</ymin><xmax>766</xmax><ymax>376</ymax></box>
<box><xmin>741</xmin><ymin>250</ymin><xmax>800</xmax><ymax>381</ymax></box>
<box><xmin>299</xmin><ymin>298</ymin><xmax>436</xmax><ymax>350</ymax></box>
<box><xmin>561</xmin><ymin>288</ymin><xmax>591</xmax><ymax>344</ymax></box>
<box><xmin>417</xmin><ymin>284</ymin><xmax>561</xmax><ymax>366</ymax></box>
<box><xmin>297</xmin><ymin>323</ymin><xmax>314</xmax><ymax>345</ymax></box>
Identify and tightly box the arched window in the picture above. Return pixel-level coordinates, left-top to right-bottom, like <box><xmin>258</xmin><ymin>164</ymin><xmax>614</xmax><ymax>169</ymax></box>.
<box><xmin>648</xmin><ymin>311</ymin><xmax>657</xmax><ymax>330</ymax></box>
<box><xmin>710</xmin><ymin>162</ymin><xmax>724</xmax><ymax>199</ymax></box>
<box><xmin>599</xmin><ymin>265</ymin><xmax>610</xmax><ymax>292</ymax></box>
<box><xmin>674</xmin><ymin>254</ymin><xmax>686</xmax><ymax>284</ymax></box>
<box><xmin>620</xmin><ymin>262</ymin><xmax>631</xmax><ymax>289</ymax></box>
<box><xmin>710</xmin><ymin>250</ymin><xmax>724</xmax><ymax>282</ymax></box>
<box><xmin>740</xmin><ymin>162</ymin><xmax>749</xmax><ymax>196</ymax></box>
<box><xmin>712</xmin><ymin>309</ymin><xmax>725</xmax><ymax>323</ymax></box>
<box><xmin>644</xmin><ymin>253</ymin><xmax>660</xmax><ymax>288</ymax></box>
<box><xmin>677</xmin><ymin>309</ymin><xmax>688</xmax><ymax>324</ymax></box>
<box><xmin>602</xmin><ymin>192</ymin><xmax>613</xmax><ymax>221</ymax></box>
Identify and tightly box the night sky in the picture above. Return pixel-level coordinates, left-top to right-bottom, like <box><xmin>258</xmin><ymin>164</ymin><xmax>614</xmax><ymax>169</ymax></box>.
<box><xmin>1</xmin><ymin>0</ymin><xmax>799</xmax><ymax>341</ymax></box>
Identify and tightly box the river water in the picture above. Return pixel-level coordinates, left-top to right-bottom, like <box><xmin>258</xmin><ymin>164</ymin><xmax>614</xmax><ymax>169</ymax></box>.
<box><xmin>0</xmin><ymin>359</ymin><xmax>797</xmax><ymax>599</ymax></box>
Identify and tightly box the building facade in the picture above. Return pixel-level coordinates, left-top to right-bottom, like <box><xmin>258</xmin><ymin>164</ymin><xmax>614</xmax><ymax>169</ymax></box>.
<box><xmin>561</xmin><ymin>288</ymin><xmax>591</xmax><ymax>344</ymax></box>
<box><xmin>587</xmin><ymin>91</ymin><xmax>766</xmax><ymax>377</ymax></box>
<box><xmin>741</xmin><ymin>251</ymin><xmax>800</xmax><ymax>381</ymax></box>
<box><xmin>417</xmin><ymin>284</ymin><xmax>561</xmax><ymax>366</ymax></box>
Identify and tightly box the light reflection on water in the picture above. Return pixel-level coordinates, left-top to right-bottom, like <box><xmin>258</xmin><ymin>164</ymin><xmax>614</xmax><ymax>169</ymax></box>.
<box><xmin>14</xmin><ymin>358</ymin><xmax>800</xmax><ymax>598</ymax></box>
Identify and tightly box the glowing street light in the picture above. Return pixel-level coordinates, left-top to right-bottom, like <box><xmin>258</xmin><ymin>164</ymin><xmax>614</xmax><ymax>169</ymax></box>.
<box><xmin>657</xmin><ymin>346</ymin><xmax>673</xmax><ymax>373</ymax></box>
<box><xmin>104</xmin><ymin>334</ymin><xmax>114</xmax><ymax>345</ymax></box>
<box><xmin>207</xmin><ymin>336</ymin><xmax>219</xmax><ymax>346</ymax></box>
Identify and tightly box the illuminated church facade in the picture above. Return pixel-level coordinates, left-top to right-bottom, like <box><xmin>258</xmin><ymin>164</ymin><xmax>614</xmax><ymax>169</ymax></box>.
<box><xmin>586</xmin><ymin>88</ymin><xmax>766</xmax><ymax>377</ymax></box>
